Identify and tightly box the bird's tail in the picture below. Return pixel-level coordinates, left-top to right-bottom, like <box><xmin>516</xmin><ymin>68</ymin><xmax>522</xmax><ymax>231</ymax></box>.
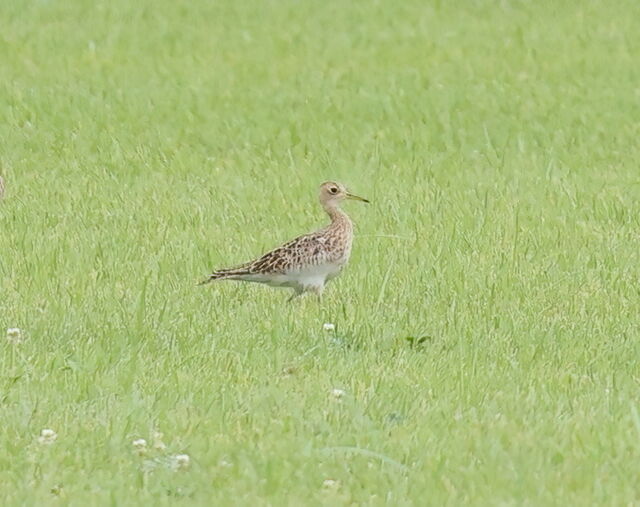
<box><xmin>198</xmin><ymin>266</ymin><xmax>252</xmax><ymax>285</ymax></box>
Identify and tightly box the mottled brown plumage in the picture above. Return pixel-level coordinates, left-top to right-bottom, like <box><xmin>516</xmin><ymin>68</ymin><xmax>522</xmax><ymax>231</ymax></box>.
<box><xmin>200</xmin><ymin>181</ymin><xmax>369</xmax><ymax>298</ymax></box>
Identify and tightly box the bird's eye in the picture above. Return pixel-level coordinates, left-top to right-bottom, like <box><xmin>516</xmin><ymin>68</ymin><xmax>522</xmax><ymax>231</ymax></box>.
<box><xmin>329</xmin><ymin>187</ymin><xmax>338</xmax><ymax>194</ymax></box>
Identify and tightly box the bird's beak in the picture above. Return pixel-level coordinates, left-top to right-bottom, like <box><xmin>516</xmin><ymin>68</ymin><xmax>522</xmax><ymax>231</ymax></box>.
<box><xmin>346</xmin><ymin>192</ymin><xmax>370</xmax><ymax>203</ymax></box>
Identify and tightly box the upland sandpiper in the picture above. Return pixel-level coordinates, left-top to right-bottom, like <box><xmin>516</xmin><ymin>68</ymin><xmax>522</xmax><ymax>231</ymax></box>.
<box><xmin>200</xmin><ymin>181</ymin><xmax>369</xmax><ymax>298</ymax></box>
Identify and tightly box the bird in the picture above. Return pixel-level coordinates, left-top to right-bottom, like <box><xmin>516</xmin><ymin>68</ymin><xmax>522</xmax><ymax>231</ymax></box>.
<box><xmin>200</xmin><ymin>181</ymin><xmax>369</xmax><ymax>299</ymax></box>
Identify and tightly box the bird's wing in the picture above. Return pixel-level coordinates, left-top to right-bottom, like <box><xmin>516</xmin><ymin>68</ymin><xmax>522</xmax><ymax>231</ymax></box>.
<box><xmin>247</xmin><ymin>231</ymin><xmax>331</xmax><ymax>274</ymax></box>
<box><xmin>201</xmin><ymin>230</ymin><xmax>333</xmax><ymax>284</ymax></box>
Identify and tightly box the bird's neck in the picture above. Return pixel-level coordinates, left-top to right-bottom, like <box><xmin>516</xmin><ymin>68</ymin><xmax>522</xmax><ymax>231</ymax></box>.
<box><xmin>325</xmin><ymin>204</ymin><xmax>352</xmax><ymax>230</ymax></box>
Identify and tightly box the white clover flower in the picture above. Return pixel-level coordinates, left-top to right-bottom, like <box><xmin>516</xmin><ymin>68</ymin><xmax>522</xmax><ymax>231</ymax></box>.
<box><xmin>330</xmin><ymin>388</ymin><xmax>346</xmax><ymax>400</ymax></box>
<box><xmin>132</xmin><ymin>438</ymin><xmax>147</xmax><ymax>450</ymax></box>
<box><xmin>38</xmin><ymin>428</ymin><xmax>57</xmax><ymax>445</ymax></box>
<box><xmin>322</xmin><ymin>478</ymin><xmax>340</xmax><ymax>489</ymax></box>
<box><xmin>6</xmin><ymin>328</ymin><xmax>23</xmax><ymax>344</ymax></box>
<box><xmin>323</xmin><ymin>323</ymin><xmax>335</xmax><ymax>332</ymax></box>
<box><xmin>173</xmin><ymin>454</ymin><xmax>190</xmax><ymax>470</ymax></box>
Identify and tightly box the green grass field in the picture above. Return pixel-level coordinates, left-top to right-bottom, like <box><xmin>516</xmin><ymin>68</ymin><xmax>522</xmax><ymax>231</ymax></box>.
<box><xmin>2</xmin><ymin>0</ymin><xmax>640</xmax><ymax>504</ymax></box>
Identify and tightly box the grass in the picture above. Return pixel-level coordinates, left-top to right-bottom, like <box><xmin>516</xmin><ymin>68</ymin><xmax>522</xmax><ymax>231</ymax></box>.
<box><xmin>2</xmin><ymin>0</ymin><xmax>640</xmax><ymax>504</ymax></box>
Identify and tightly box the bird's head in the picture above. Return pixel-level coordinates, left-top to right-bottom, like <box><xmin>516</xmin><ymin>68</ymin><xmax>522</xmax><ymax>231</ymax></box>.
<box><xmin>319</xmin><ymin>181</ymin><xmax>369</xmax><ymax>208</ymax></box>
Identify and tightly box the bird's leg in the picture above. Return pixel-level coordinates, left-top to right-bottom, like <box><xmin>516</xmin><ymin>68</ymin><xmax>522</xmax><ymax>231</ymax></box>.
<box><xmin>311</xmin><ymin>285</ymin><xmax>324</xmax><ymax>301</ymax></box>
<box><xmin>287</xmin><ymin>287</ymin><xmax>304</xmax><ymax>303</ymax></box>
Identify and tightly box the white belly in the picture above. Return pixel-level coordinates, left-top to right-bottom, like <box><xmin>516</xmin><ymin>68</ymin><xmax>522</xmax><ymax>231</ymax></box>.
<box><xmin>243</xmin><ymin>262</ymin><xmax>343</xmax><ymax>291</ymax></box>
<box><xmin>290</xmin><ymin>262</ymin><xmax>343</xmax><ymax>289</ymax></box>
